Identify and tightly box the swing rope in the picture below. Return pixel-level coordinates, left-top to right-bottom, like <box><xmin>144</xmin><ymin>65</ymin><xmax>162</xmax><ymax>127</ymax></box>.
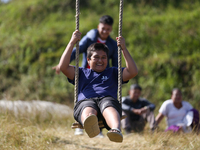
<box><xmin>74</xmin><ymin>0</ymin><xmax>80</xmax><ymax>104</ymax></box>
<box><xmin>74</xmin><ymin>0</ymin><xmax>124</xmax><ymax>105</ymax></box>
<box><xmin>118</xmin><ymin>0</ymin><xmax>124</xmax><ymax>105</ymax></box>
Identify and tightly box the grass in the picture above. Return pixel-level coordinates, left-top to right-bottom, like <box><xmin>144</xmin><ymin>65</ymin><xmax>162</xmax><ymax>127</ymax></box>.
<box><xmin>0</xmin><ymin>112</ymin><xmax>200</xmax><ymax>150</ymax></box>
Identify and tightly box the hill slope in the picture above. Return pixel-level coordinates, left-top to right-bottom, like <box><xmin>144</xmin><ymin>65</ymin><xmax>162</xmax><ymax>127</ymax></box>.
<box><xmin>0</xmin><ymin>0</ymin><xmax>200</xmax><ymax>108</ymax></box>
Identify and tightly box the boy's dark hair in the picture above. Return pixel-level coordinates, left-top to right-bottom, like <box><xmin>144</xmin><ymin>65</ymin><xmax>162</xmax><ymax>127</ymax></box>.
<box><xmin>99</xmin><ymin>15</ymin><xmax>114</xmax><ymax>26</ymax></box>
<box><xmin>130</xmin><ymin>84</ymin><xmax>142</xmax><ymax>91</ymax></box>
<box><xmin>87</xmin><ymin>43</ymin><xmax>109</xmax><ymax>59</ymax></box>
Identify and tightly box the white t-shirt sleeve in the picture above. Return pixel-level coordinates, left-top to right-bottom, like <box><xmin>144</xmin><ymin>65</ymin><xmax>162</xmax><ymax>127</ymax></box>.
<box><xmin>183</xmin><ymin>101</ymin><xmax>193</xmax><ymax>110</ymax></box>
<box><xmin>159</xmin><ymin>100</ymin><xmax>171</xmax><ymax>116</ymax></box>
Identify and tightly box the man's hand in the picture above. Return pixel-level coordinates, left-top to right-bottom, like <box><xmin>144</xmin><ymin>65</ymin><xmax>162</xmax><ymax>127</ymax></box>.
<box><xmin>52</xmin><ymin>65</ymin><xmax>60</xmax><ymax>74</ymax></box>
<box><xmin>140</xmin><ymin>106</ymin><xmax>149</xmax><ymax>114</ymax></box>
<box><xmin>132</xmin><ymin>106</ymin><xmax>148</xmax><ymax>115</ymax></box>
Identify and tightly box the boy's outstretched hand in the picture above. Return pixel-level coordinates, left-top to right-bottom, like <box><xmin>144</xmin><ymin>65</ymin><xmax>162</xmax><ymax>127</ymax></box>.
<box><xmin>70</xmin><ymin>30</ymin><xmax>82</xmax><ymax>45</ymax></box>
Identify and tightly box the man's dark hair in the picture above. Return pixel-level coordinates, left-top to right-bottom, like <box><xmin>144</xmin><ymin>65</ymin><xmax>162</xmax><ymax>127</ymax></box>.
<box><xmin>130</xmin><ymin>84</ymin><xmax>142</xmax><ymax>91</ymax></box>
<box><xmin>99</xmin><ymin>15</ymin><xmax>114</xmax><ymax>26</ymax></box>
<box><xmin>172</xmin><ymin>88</ymin><xmax>182</xmax><ymax>94</ymax></box>
<box><xmin>87</xmin><ymin>43</ymin><xmax>109</xmax><ymax>59</ymax></box>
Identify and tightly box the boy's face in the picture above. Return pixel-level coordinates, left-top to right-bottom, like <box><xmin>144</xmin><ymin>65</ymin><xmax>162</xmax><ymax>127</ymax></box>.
<box><xmin>87</xmin><ymin>50</ymin><xmax>108</xmax><ymax>72</ymax></box>
<box><xmin>97</xmin><ymin>23</ymin><xmax>112</xmax><ymax>40</ymax></box>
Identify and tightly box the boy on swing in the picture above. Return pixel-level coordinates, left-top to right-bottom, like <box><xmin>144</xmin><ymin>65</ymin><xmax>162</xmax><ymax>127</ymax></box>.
<box><xmin>59</xmin><ymin>30</ymin><xmax>138</xmax><ymax>142</ymax></box>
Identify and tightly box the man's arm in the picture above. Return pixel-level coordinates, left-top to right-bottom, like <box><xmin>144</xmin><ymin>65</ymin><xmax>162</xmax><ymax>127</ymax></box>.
<box><xmin>111</xmin><ymin>49</ymin><xmax>118</xmax><ymax>67</ymax></box>
<box><xmin>121</xmin><ymin>97</ymin><xmax>133</xmax><ymax>112</ymax></box>
<box><xmin>52</xmin><ymin>34</ymin><xmax>88</xmax><ymax>74</ymax></box>
<box><xmin>155</xmin><ymin>113</ymin><xmax>165</xmax><ymax>126</ymax></box>
<box><xmin>70</xmin><ymin>35</ymin><xmax>89</xmax><ymax>62</ymax></box>
<box><xmin>59</xmin><ymin>30</ymin><xmax>81</xmax><ymax>80</ymax></box>
<box><xmin>109</xmin><ymin>40</ymin><xmax>118</xmax><ymax>67</ymax></box>
<box><xmin>122</xmin><ymin>97</ymin><xmax>145</xmax><ymax>115</ymax></box>
<box><xmin>142</xmin><ymin>99</ymin><xmax>156</xmax><ymax>111</ymax></box>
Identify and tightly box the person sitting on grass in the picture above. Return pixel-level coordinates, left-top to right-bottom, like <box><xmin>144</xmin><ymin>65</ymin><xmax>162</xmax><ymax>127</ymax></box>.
<box><xmin>58</xmin><ymin>30</ymin><xmax>138</xmax><ymax>142</ymax></box>
<box><xmin>155</xmin><ymin>88</ymin><xmax>200</xmax><ymax>133</ymax></box>
<box><xmin>121</xmin><ymin>84</ymin><xmax>157</xmax><ymax>134</ymax></box>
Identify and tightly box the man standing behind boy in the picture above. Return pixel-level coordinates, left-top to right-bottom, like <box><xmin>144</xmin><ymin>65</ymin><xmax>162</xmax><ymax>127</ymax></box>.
<box><xmin>121</xmin><ymin>84</ymin><xmax>156</xmax><ymax>134</ymax></box>
<box><xmin>53</xmin><ymin>15</ymin><xmax>118</xmax><ymax>74</ymax></box>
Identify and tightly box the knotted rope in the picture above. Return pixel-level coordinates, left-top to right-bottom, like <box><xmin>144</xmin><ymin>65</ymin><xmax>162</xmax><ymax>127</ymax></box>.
<box><xmin>74</xmin><ymin>0</ymin><xmax>80</xmax><ymax>104</ymax></box>
<box><xmin>118</xmin><ymin>0</ymin><xmax>124</xmax><ymax>104</ymax></box>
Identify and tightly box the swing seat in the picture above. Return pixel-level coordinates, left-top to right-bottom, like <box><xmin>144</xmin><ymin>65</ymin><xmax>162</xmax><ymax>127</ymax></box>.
<box><xmin>71</xmin><ymin>115</ymin><xmax>127</xmax><ymax>129</ymax></box>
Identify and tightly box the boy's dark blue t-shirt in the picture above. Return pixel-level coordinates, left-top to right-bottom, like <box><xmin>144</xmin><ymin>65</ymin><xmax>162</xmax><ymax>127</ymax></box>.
<box><xmin>68</xmin><ymin>67</ymin><xmax>128</xmax><ymax>102</ymax></box>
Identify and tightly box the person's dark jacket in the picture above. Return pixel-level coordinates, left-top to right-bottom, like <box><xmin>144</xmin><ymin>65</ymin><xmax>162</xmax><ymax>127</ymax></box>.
<box><xmin>122</xmin><ymin>96</ymin><xmax>155</xmax><ymax>121</ymax></box>
<box><xmin>70</xmin><ymin>29</ymin><xmax>118</xmax><ymax>68</ymax></box>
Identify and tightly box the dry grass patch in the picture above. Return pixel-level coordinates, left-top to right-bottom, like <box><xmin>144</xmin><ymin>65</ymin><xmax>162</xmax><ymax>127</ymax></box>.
<box><xmin>0</xmin><ymin>113</ymin><xmax>200</xmax><ymax>150</ymax></box>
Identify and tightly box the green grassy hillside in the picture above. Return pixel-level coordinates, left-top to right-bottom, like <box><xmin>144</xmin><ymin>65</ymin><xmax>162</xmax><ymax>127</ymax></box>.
<box><xmin>0</xmin><ymin>0</ymin><xmax>200</xmax><ymax>109</ymax></box>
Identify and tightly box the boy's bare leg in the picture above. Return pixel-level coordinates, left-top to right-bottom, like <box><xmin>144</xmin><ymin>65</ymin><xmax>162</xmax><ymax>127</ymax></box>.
<box><xmin>103</xmin><ymin>107</ymin><xmax>123</xmax><ymax>142</ymax></box>
<box><xmin>81</xmin><ymin>107</ymin><xmax>98</xmax><ymax>124</ymax></box>
<box><xmin>102</xmin><ymin>107</ymin><xmax>121</xmax><ymax>130</ymax></box>
<box><xmin>81</xmin><ymin>107</ymin><xmax>100</xmax><ymax>138</ymax></box>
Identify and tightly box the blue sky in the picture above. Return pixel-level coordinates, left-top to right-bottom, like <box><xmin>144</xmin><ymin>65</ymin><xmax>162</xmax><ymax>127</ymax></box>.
<box><xmin>1</xmin><ymin>0</ymin><xmax>10</xmax><ymax>3</ymax></box>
